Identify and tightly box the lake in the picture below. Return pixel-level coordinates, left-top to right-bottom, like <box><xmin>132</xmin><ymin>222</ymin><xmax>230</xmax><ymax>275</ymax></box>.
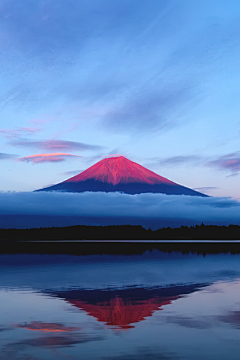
<box><xmin>1</xmin><ymin>250</ymin><xmax>240</xmax><ymax>359</ymax></box>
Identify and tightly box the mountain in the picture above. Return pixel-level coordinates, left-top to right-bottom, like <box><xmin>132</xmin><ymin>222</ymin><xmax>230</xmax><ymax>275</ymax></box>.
<box><xmin>46</xmin><ymin>284</ymin><xmax>206</xmax><ymax>329</ymax></box>
<box><xmin>37</xmin><ymin>155</ymin><xmax>207</xmax><ymax>196</ymax></box>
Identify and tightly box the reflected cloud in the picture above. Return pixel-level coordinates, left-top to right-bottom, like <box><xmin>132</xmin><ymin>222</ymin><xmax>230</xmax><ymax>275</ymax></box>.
<box><xmin>15</xmin><ymin>334</ymin><xmax>99</xmax><ymax>348</ymax></box>
<box><xmin>0</xmin><ymin>326</ymin><xmax>13</xmax><ymax>332</ymax></box>
<box><xmin>216</xmin><ymin>270</ymin><xmax>240</xmax><ymax>278</ymax></box>
<box><xmin>219</xmin><ymin>310</ymin><xmax>240</xmax><ymax>329</ymax></box>
<box><xmin>165</xmin><ymin>315</ymin><xmax>211</xmax><ymax>329</ymax></box>
<box><xmin>16</xmin><ymin>321</ymin><xmax>80</xmax><ymax>332</ymax></box>
<box><xmin>46</xmin><ymin>284</ymin><xmax>208</xmax><ymax>330</ymax></box>
<box><xmin>0</xmin><ymin>349</ymin><xmax>38</xmax><ymax>360</ymax></box>
<box><xmin>102</xmin><ymin>346</ymin><xmax>179</xmax><ymax>360</ymax></box>
<box><xmin>3</xmin><ymin>333</ymin><xmax>102</xmax><ymax>352</ymax></box>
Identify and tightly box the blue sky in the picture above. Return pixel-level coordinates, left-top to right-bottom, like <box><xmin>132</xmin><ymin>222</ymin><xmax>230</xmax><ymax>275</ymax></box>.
<box><xmin>1</xmin><ymin>0</ymin><xmax>240</xmax><ymax>199</ymax></box>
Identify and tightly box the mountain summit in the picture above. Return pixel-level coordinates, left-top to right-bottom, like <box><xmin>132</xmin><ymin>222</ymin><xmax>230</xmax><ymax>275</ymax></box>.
<box><xmin>37</xmin><ymin>156</ymin><xmax>207</xmax><ymax>196</ymax></box>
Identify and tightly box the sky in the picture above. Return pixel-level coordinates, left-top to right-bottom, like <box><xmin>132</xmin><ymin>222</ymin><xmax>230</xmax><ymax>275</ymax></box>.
<box><xmin>0</xmin><ymin>0</ymin><xmax>240</xmax><ymax>198</ymax></box>
<box><xmin>1</xmin><ymin>0</ymin><xmax>240</xmax><ymax>228</ymax></box>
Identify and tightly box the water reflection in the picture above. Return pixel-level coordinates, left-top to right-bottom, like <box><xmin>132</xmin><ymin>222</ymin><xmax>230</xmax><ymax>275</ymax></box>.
<box><xmin>47</xmin><ymin>284</ymin><xmax>208</xmax><ymax>329</ymax></box>
<box><xmin>1</xmin><ymin>251</ymin><xmax>240</xmax><ymax>359</ymax></box>
<box><xmin>16</xmin><ymin>322</ymin><xmax>80</xmax><ymax>332</ymax></box>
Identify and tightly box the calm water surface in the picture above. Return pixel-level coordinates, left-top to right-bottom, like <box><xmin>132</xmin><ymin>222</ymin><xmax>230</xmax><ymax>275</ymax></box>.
<box><xmin>1</xmin><ymin>250</ymin><xmax>240</xmax><ymax>359</ymax></box>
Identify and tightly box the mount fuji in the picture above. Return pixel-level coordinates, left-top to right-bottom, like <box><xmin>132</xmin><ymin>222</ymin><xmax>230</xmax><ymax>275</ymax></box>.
<box><xmin>37</xmin><ymin>156</ymin><xmax>207</xmax><ymax>197</ymax></box>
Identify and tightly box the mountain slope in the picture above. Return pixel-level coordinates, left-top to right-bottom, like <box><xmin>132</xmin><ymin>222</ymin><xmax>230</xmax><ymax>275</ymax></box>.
<box><xmin>37</xmin><ymin>156</ymin><xmax>207</xmax><ymax>197</ymax></box>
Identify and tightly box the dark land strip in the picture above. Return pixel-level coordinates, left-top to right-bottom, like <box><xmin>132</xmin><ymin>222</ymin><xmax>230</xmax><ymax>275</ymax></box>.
<box><xmin>1</xmin><ymin>224</ymin><xmax>240</xmax><ymax>255</ymax></box>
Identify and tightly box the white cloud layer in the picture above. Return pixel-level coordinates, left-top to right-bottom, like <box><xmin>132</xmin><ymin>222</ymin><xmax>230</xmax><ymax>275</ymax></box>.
<box><xmin>0</xmin><ymin>192</ymin><xmax>240</xmax><ymax>229</ymax></box>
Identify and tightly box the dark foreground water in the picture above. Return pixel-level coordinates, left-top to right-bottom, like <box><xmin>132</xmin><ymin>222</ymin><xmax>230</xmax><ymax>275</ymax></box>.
<box><xmin>1</xmin><ymin>251</ymin><xmax>240</xmax><ymax>359</ymax></box>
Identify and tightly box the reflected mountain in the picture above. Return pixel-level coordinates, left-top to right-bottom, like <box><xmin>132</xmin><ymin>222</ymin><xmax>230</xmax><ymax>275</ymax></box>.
<box><xmin>46</xmin><ymin>283</ymin><xmax>208</xmax><ymax>329</ymax></box>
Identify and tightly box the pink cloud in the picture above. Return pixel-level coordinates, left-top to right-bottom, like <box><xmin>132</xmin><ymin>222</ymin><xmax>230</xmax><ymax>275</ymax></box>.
<box><xmin>19</xmin><ymin>153</ymin><xmax>80</xmax><ymax>164</ymax></box>
<box><xmin>21</xmin><ymin>127</ymin><xmax>40</xmax><ymax>133</ymax></box>
<box><xmin>207</xmin><ymin>153</ymin><xmax>240</xmax><ymax>173</ymax></box>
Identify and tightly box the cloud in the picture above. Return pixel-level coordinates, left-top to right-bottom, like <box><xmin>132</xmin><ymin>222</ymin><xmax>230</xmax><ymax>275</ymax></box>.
<box><xmin>150</xmin><ymin>151</ymin><xmax>240</xmax><ymax>176</ymax></box>
<box><xmin>19</xmin><ymin>153</ymin><xmax>80</xmax><ymax>163</ymax></box>
<box><xmin>0</xmin><ymin>152</ymin><xmax>16</xmax><ymax>160</ymax></box>
<box><xmin>157</xmin><ymin>155</ymin><xmax>203</xmax><ymax>166</ymax></box>
<box><xmin>0</xmin><ymin>192</ymin><xmax>240</xmax><ymax>229</ymax></box>
<box><xmin>61</xmin><ymin>169</ymin><xmax>83</xmax><ymax>176</ymax></box>
<box><xmin>193</xmin><ymin>187</ymin><xmax>218</xmax><ymax>192</ymax></box>
<box><xmin>0</xmin><ymin>0</ymin><xmax>239</xmax><ymax>139</ymax></box>
<box><xmin>101</xmin><ymin>154</ymin><xmax>124</xmax><ymax>159</ymax></box>
<box><xmin>0</xmin><ymin>0</ymin><xmax>202</xmax><ymax>135</ymax></box>
<box><xmin>207</xmin><ymin>152</ymin><xmax>240</xmax><ymax>173</ymax></box>
<box><xmin>10</xmin><ymin>139</ymin><xmax>104</xmax><ymax>152</ymax></box>
<box><xmin>0</xmin><ymin>127</ymin><xmax>41</xmax><ymax>139</ymax></box>
<box><xmin>102</xmin><ymin>82</ymin><xmax>195</xmax><ymax>132</ymax></box>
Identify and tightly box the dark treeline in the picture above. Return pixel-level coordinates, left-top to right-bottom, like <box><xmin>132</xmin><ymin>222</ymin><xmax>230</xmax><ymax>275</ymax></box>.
<box><xmin>1</xmin><ymin>223</ymin><xmax>240</xmax><ymax>241</ymax></box>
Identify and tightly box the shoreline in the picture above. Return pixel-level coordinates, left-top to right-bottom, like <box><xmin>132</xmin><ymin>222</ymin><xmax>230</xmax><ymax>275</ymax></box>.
<box><xmin>1</xmin><ymin>240</ymin><xmax>240</xmax><ymax>255</ymax></box>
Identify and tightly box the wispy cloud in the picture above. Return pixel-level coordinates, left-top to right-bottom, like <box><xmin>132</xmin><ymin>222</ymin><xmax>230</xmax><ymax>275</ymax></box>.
<box><xmin>193</xmin><ymin>187</ymin><xmax>218</xmax><ymax>192</ymax></box>
<box><xmin>149</xmin><ymin>152</ymin><xmax>240</xmax><ymax>177</ymax></box>
<box><xmin>61</xmin><ymin>169</ymin><xmax>83</xmax><ymax>176</ymax></box>
<box><xmin>10</xmin><ymin>139</ymin><xmax>104</xmax><ymax>152</ymax></box>
<box><xmin>0</xmin><ymin>152</ymin><xmax>16</xmax><ymax>160</ymax></box>
<box><xmin>19</xmin><ymin>153</ymin><xmax>80</xmax><ymax>163</ymax></box>
<box><xmin>102</xmin><ymin>82</ymin><xmax>195</xmax><ymax>132</ymax></box>
<box><xmin>101</xmin><ymin>154</ymin><xmax>124</xmax><ymax>159</ymax></box>
<box><xmin>158</xmin><ymin>155</ymin><xmax>203</xmax><ymax>166</ymax></box>
<box><xmin>0</xmin><ymin>127</ymin><xmax>41</xmax><ymax>139</ymax></box>
<box><xmin>207</xmin><ymin>151</ymin><xmax>240</xmax><ymax>173</ymax></box>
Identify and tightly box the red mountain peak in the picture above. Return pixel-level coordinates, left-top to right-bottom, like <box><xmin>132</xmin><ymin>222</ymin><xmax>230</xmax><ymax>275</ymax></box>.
<box><xmin>64</xmin><ymin>156</ymin><xmax>175</xmax><ymax>186</ymax></box>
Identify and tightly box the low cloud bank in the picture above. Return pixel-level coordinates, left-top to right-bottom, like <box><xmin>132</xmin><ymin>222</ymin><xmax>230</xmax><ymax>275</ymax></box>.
<box><xmin>0</xmin><ymin>192</ymin><xmax>240</xmax><ymax>229</ymax></box>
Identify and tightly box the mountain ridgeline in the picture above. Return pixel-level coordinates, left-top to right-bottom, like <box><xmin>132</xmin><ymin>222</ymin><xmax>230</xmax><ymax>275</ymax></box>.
<box><xmin>36</xmin><ymin>156</ymin><xmax>207</xmax><ymax>196</ymax></box>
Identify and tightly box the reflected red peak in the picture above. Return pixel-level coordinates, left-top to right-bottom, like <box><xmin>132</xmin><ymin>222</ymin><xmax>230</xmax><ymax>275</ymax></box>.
<box><xmin>68</xmin><ymin>296</ymin><xmax>178</xmax><ymax>329</ymax></box>
<box><xmin>46</xmin><ymin>284</ymin><xmax>207</xmax><ymax>330</ymax></box>
<box><xmin>64</xmin><ymin>156</ymin><xmax>175</xmax><ymax>186</ymax></box>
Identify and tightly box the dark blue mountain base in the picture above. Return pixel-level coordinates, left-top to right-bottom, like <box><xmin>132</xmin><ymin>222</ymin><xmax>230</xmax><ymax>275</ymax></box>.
<box><xmin>46</xmin><ymin>283</ymin><xmax>208</xmax><ymax>305</ymax></box>
<box><xmin>37</xmin><ymin>179</ymin><xmax>208</xmax><ymax>197</ymax></box>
